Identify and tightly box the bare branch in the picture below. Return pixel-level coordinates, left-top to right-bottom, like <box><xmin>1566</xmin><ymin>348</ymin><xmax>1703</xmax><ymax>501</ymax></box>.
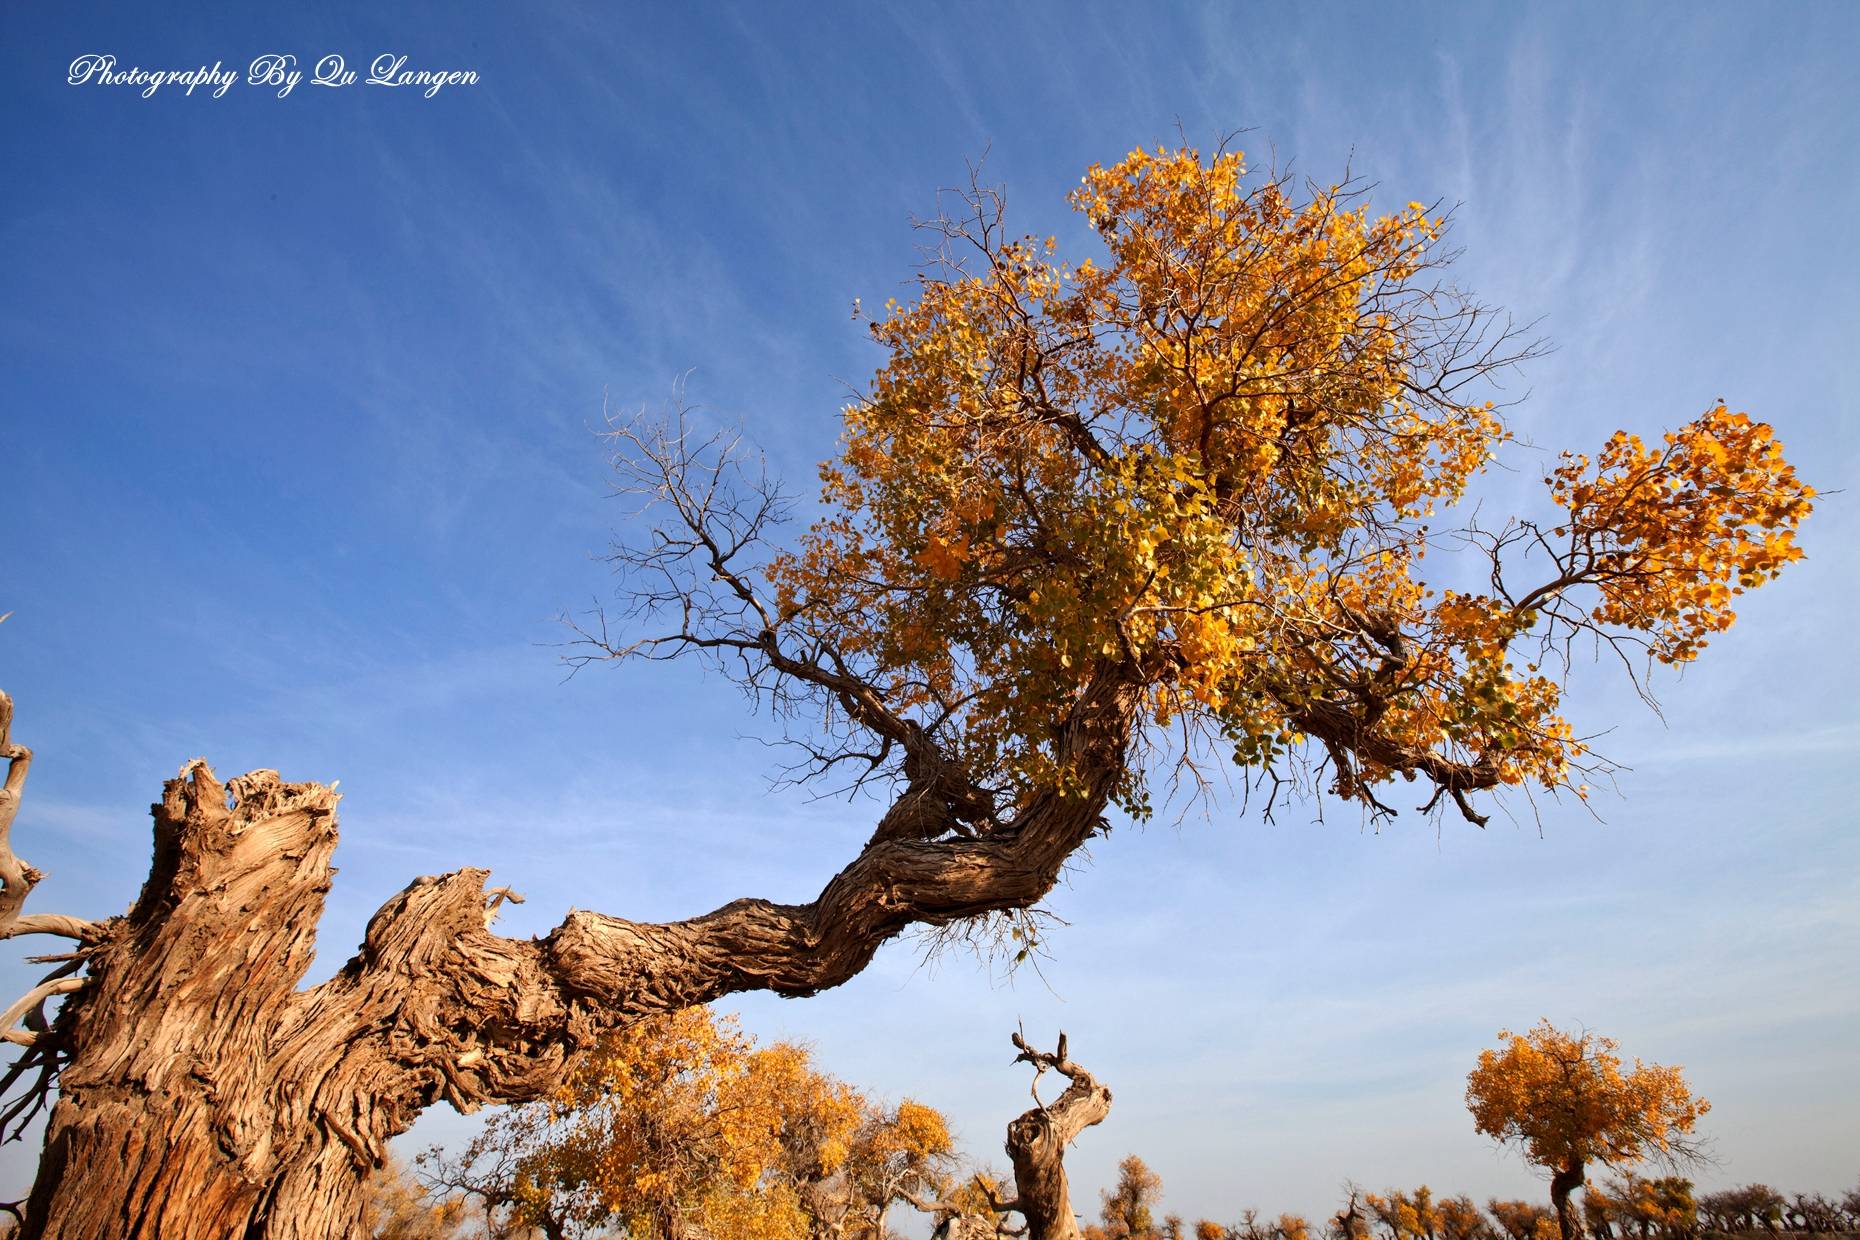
<box><xmin>0</xmin><ymin>691</ymin><xmax>46</xmax><ymax>937</ymax></box>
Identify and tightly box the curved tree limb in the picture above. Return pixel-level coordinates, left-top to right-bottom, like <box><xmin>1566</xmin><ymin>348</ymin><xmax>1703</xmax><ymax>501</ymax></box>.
<box><xmin>0</xmin><ymin>977</ymin><xmax>86</xmax><ymax>1047</ymax></box>
<box><xmin>290</xmin><ymin>666</ymin><xmax>1145</xmax><ymax>1118</ymax></box>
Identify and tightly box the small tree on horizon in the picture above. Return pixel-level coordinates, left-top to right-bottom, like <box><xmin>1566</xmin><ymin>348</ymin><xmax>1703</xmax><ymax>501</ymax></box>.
<box><xmin>1097</xmin><ymin>1155</ymin><xmax>1164</xmax><ymax>1240</ymax></box>
<box><xmin>1466</xmin><ymin>1022</ymin><xmax>1709</xmax><ymax>1240</ymax></box>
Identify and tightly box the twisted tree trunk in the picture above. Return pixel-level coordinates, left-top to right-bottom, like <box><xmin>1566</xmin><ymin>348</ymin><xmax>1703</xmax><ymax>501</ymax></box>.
<box><xmin>1000</xmin><ymin>1033</ymin><xmax>1112</xmax><ymax>1240</ymax></box>
<box><xmin>1551</xmin><ymin>1161</ymin><xmax>1587</xmax><ymax>1240</ymax></box>
<box><xmin>0</xmin><ymin>675</ymin><xmax>1141</xmax><ymax>1238</ymax></box>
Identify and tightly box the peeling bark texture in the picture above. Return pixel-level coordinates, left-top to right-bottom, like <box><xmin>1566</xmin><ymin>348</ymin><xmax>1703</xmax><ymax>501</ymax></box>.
<box><xmin>2</xmin><ymin>673</ymin><xmax>1142</xmax><ymax>1237</ymax></box>
<box><xmin>1001</xmin><ymin>1032</ymin><xmax>1112</xmax><ymax>1240</ymax></box>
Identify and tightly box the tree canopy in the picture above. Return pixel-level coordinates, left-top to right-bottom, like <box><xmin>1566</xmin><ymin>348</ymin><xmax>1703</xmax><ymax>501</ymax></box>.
<box><xmin>596</xmin><ymin>144</ymin><xmax>1812</xmax><ymax>848</ymax></box>
<box><xmin>1466</xmin><ymin>1022</ymin><xmax>1710</xmax><ymax>1240</ymax></box>
<box><xmin>417</xmin><ymin>1005</ymin><xmax>962</xmax><ymax>1240</ymax></box>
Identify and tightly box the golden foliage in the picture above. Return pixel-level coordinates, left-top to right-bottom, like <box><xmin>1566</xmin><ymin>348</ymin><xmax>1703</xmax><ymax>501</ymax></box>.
<box><xmin>1583</xmin><ymin>1173</ymin><xmax>1699</xmax><ymax>1239</ymax></box>
<box><xmin>763</xmin><ymin>146</ymin><xmax>1812</xmax><ymax>821</ymax></box>
<box><xmin>1465</xmin><ymin>1021</ymin><xmax>1709</xmax><ymax>1176</ymax></box>
<box><xmin>1547</xmin><ymin>405</ymin><xmax>1812</xmax><ymax>663</ymax></box>
<box><xmin>1366</xmin><ymin>1187</ymin><xmax>1440</xmax><ymax>1240</ymax></box>
<box><xmin>489</xmin><ymin>1007</ymin><xmax>866</xmax><ymax>1240</ymax></box>
<box><xmin>429</xmin><ymin>1005</ymin><xmax>967</xmax><ymax>1240</ymax></box>
<box><xmin>362</xmin><ymin>1157</ymin><xmax>465</xmax><ymax>1239</ymax></box>
<box><xmin>1100</xmin><ymin>1154</ymin><xmax>1166</xmax><ymax>1240</ymax></box>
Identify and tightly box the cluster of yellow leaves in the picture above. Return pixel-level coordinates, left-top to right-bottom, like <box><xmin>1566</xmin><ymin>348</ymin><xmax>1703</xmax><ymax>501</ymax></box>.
<box><xmin>498</xmin><ymin>1007</ymin><xmax>846</xmax><ymax>1240</ymax></box>
<box><xmin>840</xmin><ymin>1097</ymin><xmax>958</xmax><ymax>1234</ymax></box>
<box><xmin>1486</xmin><ymin>1200</ymin><xmax>1560</xmax><ymax>1240</ymax></box>
<box><xmin>1583</xmin><ymin>1173</ymin><xmax>1699</xmax><ymax>1238</ymax></box>
<box><xmin>1095</xmin><ymin>1153</ymin><xmax>1167</xmax><ymax>1240</ymax></box>
<box><xmin>768</xmin><ymin>147</ymin><xmax>1810</xmax><ymax>817</ymax></box>
<box><xmin>492</xmin><ymin>1006</ymin><xmax>959</xmax><ymax>1240</ymax></box>
<box><xmin>1549</xmin><ymin>404</ymin><xmax>1813</xmax><ymax>663</ymax></box>
<box><xmin>1465</xmin><ymin>1020</ymin><xmax>1709</xmax><ymax>1175</ymax></box>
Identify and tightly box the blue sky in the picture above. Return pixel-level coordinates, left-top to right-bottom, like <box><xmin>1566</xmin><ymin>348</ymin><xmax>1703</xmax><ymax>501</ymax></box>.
<box><xmin>2</xmin><ymin>0</ymin><xmax>1857</xmax><ymax>1225</ymax></box>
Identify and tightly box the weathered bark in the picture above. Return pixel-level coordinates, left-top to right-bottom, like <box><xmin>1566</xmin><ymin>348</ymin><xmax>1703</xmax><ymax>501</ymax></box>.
<box><xmin>999</xmin><ymin>1032</ymin><xmax>1112</xmax><ymax>1240</ymax></box>
<box><xmin>1</xmin><ymin>673</ymin><xmax>1141</xmax><ymax>1238</ymax></box>
<box><xmin>1551</xmin><ymin>1161</ymin><xmax>1586</xmax><ymax>1240</ymax></box>
<box><xmin>22</xmin><ymin>764</ymin><xmax>363</xmax><ymax>1237</ymax></box>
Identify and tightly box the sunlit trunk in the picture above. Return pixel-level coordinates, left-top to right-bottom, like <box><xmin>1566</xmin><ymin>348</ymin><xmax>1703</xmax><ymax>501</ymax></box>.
<box><xmin>20</xmin><ymin>768</ymin><xmax>379</xmax><ymax>1239</ymax></box>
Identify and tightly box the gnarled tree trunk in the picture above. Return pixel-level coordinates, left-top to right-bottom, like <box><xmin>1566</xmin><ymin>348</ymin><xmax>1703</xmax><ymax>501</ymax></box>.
<box><xmin>1550</xmin><ymin>1161</ymin><xmax>1586</xmax><ymax>1240</ymax></box>
<box><xmin>21</xmin><ymin>763</ymin><xmax>568</xmax><ymax>1237</ymax></box>
<box><xmin>917</xmin><ymin>1032</ymin><xmax>1111</xmax><ymax>1240</ymax></box>
<box><xmin>1000</xmin><ymin>1032</ymin><xmax>1112</xmax><ymax>1240</ymax></box>
<box><xmin>0</xmin><ymin>674</ymin><xmax>1141</xmax><ymax>1238</ymax></box>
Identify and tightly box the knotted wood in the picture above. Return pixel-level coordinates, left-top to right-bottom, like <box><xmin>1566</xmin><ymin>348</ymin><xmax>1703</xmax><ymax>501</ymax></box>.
<box><xmin>1002</xmin><ymin>1032</ymin><xmax>1112</xmax><ymax>1240</ymax></box>
<box><xmin>8</xmin><ymin>673</ymin><xmax>1142</xmax><ymax>1237</ymax></box>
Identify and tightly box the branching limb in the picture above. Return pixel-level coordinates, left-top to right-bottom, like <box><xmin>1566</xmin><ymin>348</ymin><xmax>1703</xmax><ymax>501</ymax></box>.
<box><xmin>0</xmin><ymin>691</ymin><xmax>99</xmax><ymax>1152</ymax></box>
<box><xmin>0</xmin><ymin>691</ymin><xmax>46</xmax><ymax>936</ymax></box>
<box><xmin>0</xmin><ymin>974</ymin><xmax>85</xmax><ymax>1046</ymax></box>
<box><xmin>0</xmin><ymin>960</ymin><xmax>79</xmax><ymax>1140</ymax></box>
<box><xmin>564</xmin><ymin>406</ymin><xmax>1005</xmax><ymax>841</ymax></box>
<box><xmin>3</xmin><ymin>915</ymin><xmax>101</xmax><ymax>942</ymax></box>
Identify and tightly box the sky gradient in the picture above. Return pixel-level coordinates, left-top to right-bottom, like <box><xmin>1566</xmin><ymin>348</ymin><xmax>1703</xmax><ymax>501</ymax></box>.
<box><xmin>2</xmin><ymin>1</ymin><xmax>1857</xmax><ymax>1226</ymax></box>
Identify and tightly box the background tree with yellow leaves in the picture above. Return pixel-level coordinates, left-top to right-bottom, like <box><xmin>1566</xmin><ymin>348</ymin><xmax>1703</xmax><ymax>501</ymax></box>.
<box><xmin>1485</xmin><ymin>1201</ymin><xmax>1559</xmax><ymax>1240</ymax></box>
<box><xmin>415</xmin><ymin>1005</ymin><xmax>975</xmax><ymax>1240</ymax></box>
<box><xmin>838</xmin><ymin>1097</ymin><xmax>959</xmax><ymax>1240</ymax></box>
<box><xmin>1466</xmin><ymin>1022</ymin><xmax>1709</xmax><ymax>1240</ymax></box>
<box><xmin>419</xmin><ymin>1007</ymin><xmax>870</xmax><ymax>1240</ymax></box>
<box><xmin>1582</xmin><ymin>1173</ymin><xmax>1699</xmax><ymax>1240</ymax></box>
<box><xmin>1092</xmin><ymin>1155</ymin><xmax>1165</xmax><ymax>1240</ymax></box>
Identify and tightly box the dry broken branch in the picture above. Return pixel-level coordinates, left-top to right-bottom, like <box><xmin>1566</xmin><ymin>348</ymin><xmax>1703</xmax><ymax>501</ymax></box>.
<box><xmin>1000</xmin><ymin>1030</ymin><xmax>1112</xmax><ymax>1240</ymax></box>
<box><xmin>0</xmin><ymin>691</ymin><xmax>44</xmax><ymax>936</ymax></box>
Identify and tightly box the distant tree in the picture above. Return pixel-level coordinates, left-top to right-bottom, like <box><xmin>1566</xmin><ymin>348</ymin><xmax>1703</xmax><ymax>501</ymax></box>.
<box><xmin>1277</xmin><ymin>1216</ymin><xmax>1312</xmax><ymax>1240</ymax></box>
<box><xmin>1694</xmin><ymin>1190</ymin><xmax>1734</xmax><ymax>1234</ymax></box>
<box><xmin>924</xmin><ymin>1168</ymin><xmax>1020</xmax><ymax>1240</ymax></box>
<box><xmin>0</xmin><ymin>141</ymin><xmax>1813</xmax><ymax>1238</ymax></box>
<box><xmin>1467</xmin><ymin>1023</ymin><xmax>1709</xmax><ymax>1240</ymax></box>
<box><xmin>1366</xmin><ymin>1188</ymin><xmax>1442</xmax><ymax>1240</ymax></box>
<box><xmin>362</xmin><ymin>1159</ymin><xmax>466</xmax><ymax>1240</ymax></box>
<box><xmin>1696</xmin><ymin>1187</ymin><xmax>1782</xmax><ymax>1237</ymax></box>
<box><xmin>842</xmin><ymin>1096</ymin><xmax>959</xmax><ymax>1240</ymax></box>
<box><xmin>1583</xmin><ymin>1184</ymin><xmax>1620</xmax><ymax>1239</ymax></box>
<box><xmin>1332</xmin><ymin>1191</ymin><xmax>1374</xmax><ymax>1240</ymax></box>
<box><xmin>1100</xmin><ymin>1156</ymin><xmax>1165</xmax><ymax>1240</ymax></box>
<box><xmin>758</xmin><ymin>1047</ymin><xmax>868</xmax><ymax>1240</ymax></box>
<box><xmin>1487</xmin><ymin>1200</ymin><xmax>1559</xmax><ymax>1240</ymax></box>
<box><xmin>1436</xmin><ymin>1196</ymin><xmax>1494</xmax><ymax>1240</ymax></box>
<box><xmin>1195</xmin><ymin>1221</ymin><xmax>1228</xmax><ymax>1240</ymax></box>
<box><xmin>1781</xmin><ymin>1192</ymin><xmax>1843</xmax><ymax>1235</ymax></box>
<box><xmin>419</xmin><ymin>1006</ymin><xmax>871</xmax><ymax>1240</ymax></box>
<box><xmin>1584</xmin><ymin>1174</ymin><xmax>1696</xmax><ymax>1240</ymax></box>
<box><xmin>1235</xmin><ymin>1210</ymin><xmax>1275</xmax><ymax>1240</ymax></box>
